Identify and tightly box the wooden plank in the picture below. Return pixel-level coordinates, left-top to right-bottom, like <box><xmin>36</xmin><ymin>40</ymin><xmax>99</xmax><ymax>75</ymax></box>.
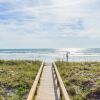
<box><xmin>53</xmin><ymin>62</ymin><xmax>70</xmax><ymax>100</ymax></box>
<box><xmin>36</xmin><ymin>64</ymin><xmax>56</xmax><ymax>100</ymax></box>
<box><xmin>27</xmin><ymin>62</ymin><xmax>44</xmax><ymax>100</ymax></box>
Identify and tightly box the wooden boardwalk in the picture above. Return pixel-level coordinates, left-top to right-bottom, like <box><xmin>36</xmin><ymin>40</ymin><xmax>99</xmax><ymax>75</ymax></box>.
<box><xmin>27</xmin><ymin>62</ymin><xmax>70</xmax><ymax>100</ymax></box>
<box><xmin>36</xmin><ymin>63</ymin><xmax>56</xmax><ymax>100</ymax></box>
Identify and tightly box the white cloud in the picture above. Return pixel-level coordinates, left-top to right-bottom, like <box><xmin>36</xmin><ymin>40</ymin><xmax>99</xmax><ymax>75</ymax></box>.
<box><xmin>0</xmin><ymin>0</ymin><xmax>15</xmax><ymax>2</ymax></box>
<box><xmin>0</xmin><ymin>0</ymin><xmax>100</xmax><ymax>48</ymax></box>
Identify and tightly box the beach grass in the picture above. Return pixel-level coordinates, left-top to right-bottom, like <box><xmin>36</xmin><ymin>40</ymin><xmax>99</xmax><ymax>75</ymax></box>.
<box><xmin>56</xmin><ymin>61</ymin><xmax>100</xmax><ymax>100</ymax></box>
<box><xmin>0</xmin><ymin>60</ymin><xmax>41</xmax><ymax>100</ymax></box>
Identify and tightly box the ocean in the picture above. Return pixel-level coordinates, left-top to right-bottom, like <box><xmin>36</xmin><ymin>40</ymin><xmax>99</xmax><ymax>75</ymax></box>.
<box><xmin>0</xmin><ymin>48</ymin><xmax>100</xmax><ymax>62</ymax></box>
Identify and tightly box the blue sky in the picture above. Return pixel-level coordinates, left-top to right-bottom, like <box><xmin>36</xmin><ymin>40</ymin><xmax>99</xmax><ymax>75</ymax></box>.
<box><xmin>0</xmin><ymin>0</ymin><xmax>100</xmax><ymax>48</ymax></box>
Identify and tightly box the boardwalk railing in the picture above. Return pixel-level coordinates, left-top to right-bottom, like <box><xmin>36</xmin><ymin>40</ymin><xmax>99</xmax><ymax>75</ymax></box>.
<box><xmin>53</xmin><ymin>62</ymin><xmax>70</xmax><ymax>100</ymax></box>
<box><xmin>27</xmin><ymin>62</ymin><xmax>44</xmax><ymax>100</ymax></box>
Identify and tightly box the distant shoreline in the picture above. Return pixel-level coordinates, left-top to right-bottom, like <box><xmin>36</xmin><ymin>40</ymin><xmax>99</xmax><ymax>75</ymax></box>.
<box><xmin>0</xmin><ymin>48</ymin><xmax>100</xmax><ymax>62</ymax></box>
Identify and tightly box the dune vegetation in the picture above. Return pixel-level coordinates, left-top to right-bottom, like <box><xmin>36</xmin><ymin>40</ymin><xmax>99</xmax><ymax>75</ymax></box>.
<box><xmin>0</xmin><ymin>60</ymin><xmax>41</xmax><ymax>100</ymax></box>
<box><xmin>56</xmin><ymin>61</ymin><xmax>100</xmax><ymax>100</ymax></box>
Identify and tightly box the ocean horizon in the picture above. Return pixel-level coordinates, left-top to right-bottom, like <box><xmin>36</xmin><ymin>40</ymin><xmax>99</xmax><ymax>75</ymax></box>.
<box><xmin>0</xmin><ymin>48</ymin><xmax>100</xmax><ymax>62</ymax></box>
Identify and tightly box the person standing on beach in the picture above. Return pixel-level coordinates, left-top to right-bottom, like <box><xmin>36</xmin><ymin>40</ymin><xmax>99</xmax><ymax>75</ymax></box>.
<box><xmin>66</xmin><ymin>51</ymin><xmax>70</xmax><ymax>62</ymax></box>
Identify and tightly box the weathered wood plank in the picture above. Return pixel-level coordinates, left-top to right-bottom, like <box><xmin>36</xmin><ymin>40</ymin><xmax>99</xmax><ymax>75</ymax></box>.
<box><xmin>27</xmin><ymin>62</ymin><xmax>44</xmax><ymax>100</ymax></box>
<box><xmin>36</xmin><ymin>64</ymin><xmax>56</xmax><ymax>100</ymax></box>
<box><xmin>53</xmin><ymin>63</ymin><xmax>70</xmax><ymax>100</ymax></box>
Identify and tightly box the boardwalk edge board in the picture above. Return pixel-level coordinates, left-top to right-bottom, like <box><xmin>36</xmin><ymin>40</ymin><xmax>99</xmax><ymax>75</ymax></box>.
<box><xmin>53</xmin><ymin>62</ymin><xmax>70</xmax><ymax>100</ymax></box>
<box><xmin>27</xmin><ymin>62</ymin><xmax>44</xmax><ymax>100</ymax></box>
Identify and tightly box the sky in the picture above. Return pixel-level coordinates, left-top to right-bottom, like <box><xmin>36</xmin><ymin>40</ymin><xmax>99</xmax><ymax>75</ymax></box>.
<box><xmin>0</xmin><ymin>0</ymin><xmax>100</xmax><ymax>48</ymax></box>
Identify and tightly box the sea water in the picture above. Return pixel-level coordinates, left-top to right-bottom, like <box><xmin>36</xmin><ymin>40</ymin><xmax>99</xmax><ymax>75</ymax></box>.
<box><xmin>0</xmin><ymin>48</ymin><xmax>100</xmax><ymax>62</ymax></box>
